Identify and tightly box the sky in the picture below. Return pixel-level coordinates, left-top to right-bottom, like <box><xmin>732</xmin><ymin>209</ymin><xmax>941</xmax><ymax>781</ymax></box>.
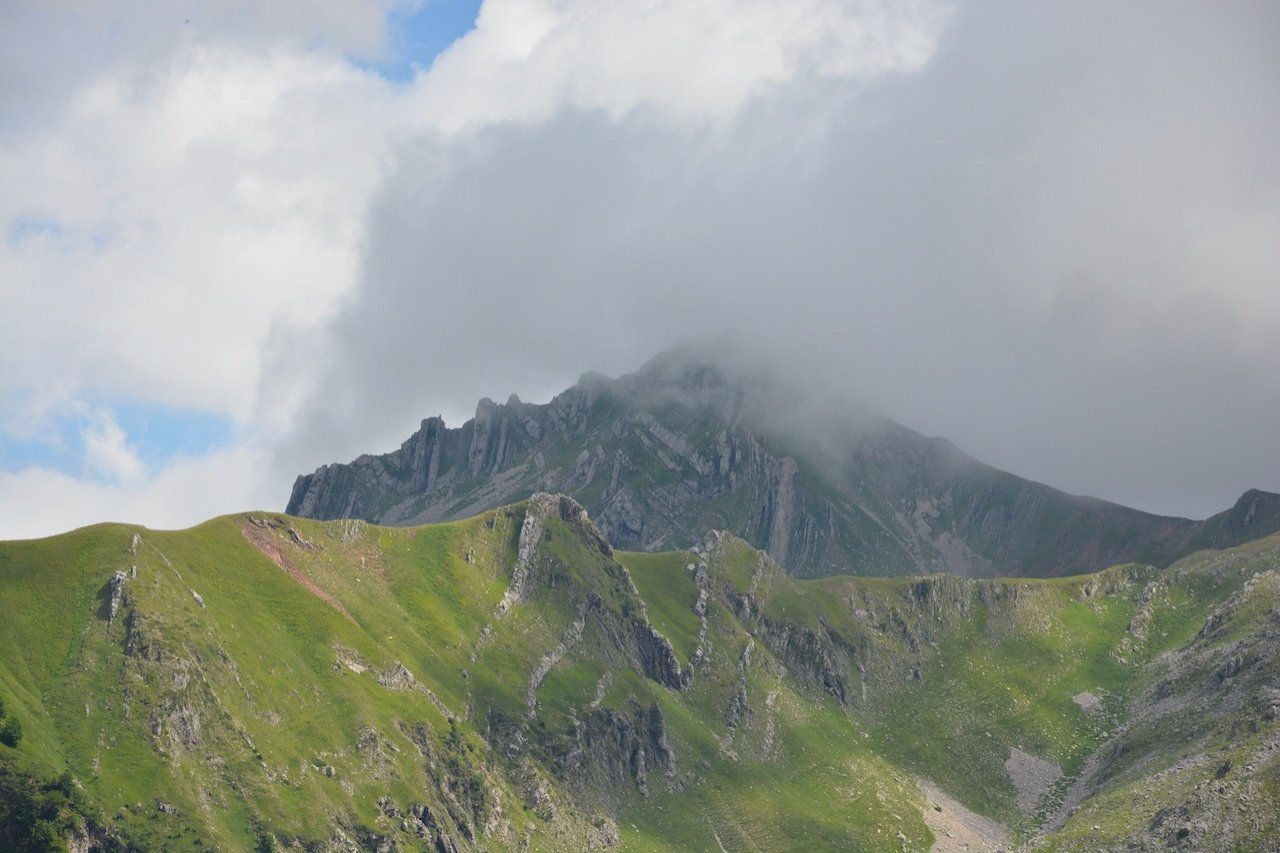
<box><xmin>2</xmin><ymin>0</ymin><xmax>1278</xmax><ymax>539</ymax></box>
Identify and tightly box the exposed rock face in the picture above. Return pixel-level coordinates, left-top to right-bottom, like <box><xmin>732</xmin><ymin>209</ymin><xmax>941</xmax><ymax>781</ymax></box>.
<box><xmin>497</xmin><ymin>493</ymin><xmax>557</xmax><ymax>618</ymax></box>
<box><xmin>105</xmin><ymin>570</ymin><xmax>128</xmax><ymax>623</ymax></box>
<box><xmin>631</xmin><ymin>620</ymin><xmax>689</xmax><ymax>691</ymax></box>
<box><xmin>506</xmin><ymin>496</ymin><xmax>690</xmax><ymax>700</ymax></box>
<box><xmin>1186</xmin><ymin>489</ymin><xmax>1280</xmax><ymax>552</ymax></box>
<box><xmin>756</xmin><ymin>617</ymin><xmax>852</xmax><ymax>704</ymax></box>
<box><xmin>560</xmin><ymin>703</ymin><xmax>675</xmax><ymax>802</ymax></box>
<box><xmin>287</xmin><ymin>351</ymin><xmax>1280</xmax><ymax>578</ymax></box>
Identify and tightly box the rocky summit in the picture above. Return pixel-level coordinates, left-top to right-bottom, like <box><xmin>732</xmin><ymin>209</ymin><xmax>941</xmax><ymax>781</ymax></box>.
<box><xmin>288</xmin><ymin>351</ymin><xmax>1280</xmax><ymax>578</ymax></box>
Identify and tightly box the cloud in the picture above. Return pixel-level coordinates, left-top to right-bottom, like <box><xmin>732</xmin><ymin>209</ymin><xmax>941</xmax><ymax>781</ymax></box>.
<box><xmin>1</xmin><ymin>2</ymin><xmax>418</xmax><ymax>535</ymax></box>
<box><xmin>1</xmin><ymin>42</ymin><xmax>396</xmax><ymax>423</ymax></box>
<box><xmin>4</xmin><ymin>0</ymin><xmax>934</xmax><ymax>435</ymax></box>
<box><xmin>80</xmin><ymin>407</ymin><xmax>145</xmax><ymax>482</ymax></box>
<box><xmin>0</xmin><ymin>444</ymin><xmax>277</xmax><ymax>540</ymax></box>
<box><xmin>279</xmin><ymin>0</ymin><xmax>1280</xmax><ymax>518</ymax></box>
<box><xmin>408</xmin><ymin>0</ymin><xmax>951</xmax><ymax>130</ymax></box>
<box><xmin>2</xmin><ymin>0</ymin><xmax>1278</xmax><ymax>538</ymax></box>
<box><xmin>0</xmin><ymin>0</ymin><xmax>411</xmax><ymax>133</ymax></box>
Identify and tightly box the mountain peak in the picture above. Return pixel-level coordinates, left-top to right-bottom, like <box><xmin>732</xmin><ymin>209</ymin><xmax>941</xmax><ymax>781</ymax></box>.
<box><xmin>286</xmin><ymin>353</ymin><xmax>1280</xmax><ymax>579</ymax></box>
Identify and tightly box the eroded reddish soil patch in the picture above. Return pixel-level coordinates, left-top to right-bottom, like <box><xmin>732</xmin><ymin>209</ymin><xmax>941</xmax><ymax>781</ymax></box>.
<box><xmin>242</xmin><ymin>522</ymin><xmax>354</xmax><ymax>621</ymax></box>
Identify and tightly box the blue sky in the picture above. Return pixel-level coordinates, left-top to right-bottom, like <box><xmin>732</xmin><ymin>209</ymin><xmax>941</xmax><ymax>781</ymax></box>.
<box><xmin>362</xmin><ymin>0</ymin><xmax>482</xmax><ymax>80</ymax></box>
<box><xmin>0</xmin><ymin>399</ymin><xmax>236</xmax><ymax>481</ymax></box>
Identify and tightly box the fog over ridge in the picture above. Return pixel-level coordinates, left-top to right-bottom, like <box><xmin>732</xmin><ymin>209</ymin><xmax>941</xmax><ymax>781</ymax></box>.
<box><xmin>270</xmin><ymin>1</ymin><xmax>1280</xmax><ymax>520</ymax></box>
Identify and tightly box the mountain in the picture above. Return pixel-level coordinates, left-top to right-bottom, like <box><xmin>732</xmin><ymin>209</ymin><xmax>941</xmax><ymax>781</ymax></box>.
<box><xmin>2</xmin><ymin>497</ymin><xmax>1279</xmax><ymax>850</ymax></box>
<box><xmin>287</xmin><ymin>351</ymin><xmax>1280</xmax><ymax>578</ymax></box>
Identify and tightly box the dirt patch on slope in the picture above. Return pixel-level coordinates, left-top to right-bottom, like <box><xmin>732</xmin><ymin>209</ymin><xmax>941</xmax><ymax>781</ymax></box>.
<box><xmin>242</xmin><ymin>522</ymin><xmax>354</xmax><ymax>621</ymax></box>
<box><xmin>917</xmin><ymin>778</ymin><xmax>1010</xmax><ymax>852</ymax></box>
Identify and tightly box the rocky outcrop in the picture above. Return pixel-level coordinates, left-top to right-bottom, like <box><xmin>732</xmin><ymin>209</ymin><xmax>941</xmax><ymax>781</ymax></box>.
<box><xmin>1188</xmin><ymin>489</ymin><xmax>1280</xmax><ymax>552</ymax></box>
<box><xmin>560</xmin><ymin>703</ymin><xmax>676</xmax><ymax>802</ymax></box>
<box><xmin>725</xmin><ymin>640</ymin><xmax>754</xmax><ymax>728</ymax></box>
<box><xmin>756</xmin><ymin>617</ymin><xmax>851</xmax><ymax>704</ymax></box>
<box><xmin>104</xmin><ymin>570</ymin><xmax>127</xmax><ymax>623</ymax></box>
<box><xmin>497</xmin><ymin>493</ymin><xmax>611</xmax><ymax>619</ymax></box>
<box><xmin>631</xmin><ymin>621</ymin><xmax>690</xmax><ymax>691</ymax></box>
<box><xmin>528</xmin><ymin>597</ymin><xmax>598</xmax><ymax>716</ymax></box>
<box><xmin>497</xmin><ymin>494</ymin><xmax>552</xmax><ymax>617</ymax></box>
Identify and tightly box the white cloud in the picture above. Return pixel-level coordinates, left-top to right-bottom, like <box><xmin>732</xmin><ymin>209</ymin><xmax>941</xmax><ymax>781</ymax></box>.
<box><xmin>3</xmin><ymin>0</ymin><xmax>937</xmax><ymax>434</ymax></box>
<box><xmin>0</xmin><ymin>444</ymin><xmax>278</xmax><ymax>540</ymax></box>
<box><xmin>1</xmin><ymin>43</ymin><xmax>398</xmax><ymax>423</ymax></box>
<box><xmin>0</xmin><ymin>0</ymin><xmax>412</xmax><ymax>133</ymax></box>
<box><xmin>409</xmin><ymin>0</ymin><xmax>951</xmax><ymax>131</ymax></box>
<box><xmin>80</xmin><ymin>408</ymin><xmax>145</xmax><ymax>482</ymax></box>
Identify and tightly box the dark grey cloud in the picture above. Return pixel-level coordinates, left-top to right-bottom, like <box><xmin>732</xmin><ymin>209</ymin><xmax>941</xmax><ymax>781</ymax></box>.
<box><xmin>274</xmin><ymin>0</ymin><xmax>1280</xmax><ymax>519</ymax></box>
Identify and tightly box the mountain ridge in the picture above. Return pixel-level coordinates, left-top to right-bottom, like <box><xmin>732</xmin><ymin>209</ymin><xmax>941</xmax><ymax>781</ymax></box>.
<box><xmin>288</xmin><ymin>352</ymin><xmax>1280</xmax><ymax>578</ymax></box>
<box><xmin>3</xmin><ymin>495</ymin><xmax>1280</xmax><ymax>849</ymax></box>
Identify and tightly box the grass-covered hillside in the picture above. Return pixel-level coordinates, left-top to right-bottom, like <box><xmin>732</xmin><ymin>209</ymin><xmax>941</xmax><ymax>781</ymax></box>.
<box><xmin>1</xmin><ymin>494</ymin><xmax>1278</xmax><ymax>850</ymax></box>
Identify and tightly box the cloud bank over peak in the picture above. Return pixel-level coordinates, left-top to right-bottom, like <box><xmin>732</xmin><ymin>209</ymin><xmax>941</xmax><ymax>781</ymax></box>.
<box><xmin>275</xmin><ymin>0</ymin><xmax>1280</xmax><ymax>520</ymax></box>
<box><xmin>2</xmin><ymin>0</ymin><xmax>1278</xmax><ymax>538</ymax></box>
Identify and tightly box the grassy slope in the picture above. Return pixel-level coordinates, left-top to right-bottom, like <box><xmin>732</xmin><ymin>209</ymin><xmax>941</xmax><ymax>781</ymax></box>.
<box><xmin>1</xmin><ymin>507</ymin><xmax>1277</xmax><ymax>850</ymax></box>
<box><xmin>0</xmin><ymin>511</ymin><xmax>533</xmax><ymax>849</ymax></box>
<box><xmin>1040</xmin><ymin>537</ymin><xmax>1280</xmax><ymax>851</ymax></box>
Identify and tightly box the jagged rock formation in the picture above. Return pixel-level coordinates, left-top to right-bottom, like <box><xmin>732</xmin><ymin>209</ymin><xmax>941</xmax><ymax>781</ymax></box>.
<box><xmin>288</xmin><ymin>350</ymin><xmax>1280</xmax><ymax>578</ymax></box>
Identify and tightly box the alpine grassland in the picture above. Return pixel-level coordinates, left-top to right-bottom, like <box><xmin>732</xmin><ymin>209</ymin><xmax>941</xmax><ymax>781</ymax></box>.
<box><xmin>1</xmin><ymin>496</ymin><xmax>1278</xmax><ymax>849</ymax></box>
